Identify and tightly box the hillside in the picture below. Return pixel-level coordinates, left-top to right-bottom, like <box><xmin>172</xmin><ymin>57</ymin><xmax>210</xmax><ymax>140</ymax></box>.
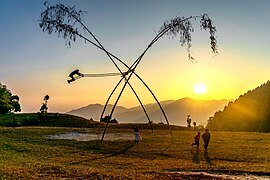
<box><xmin>0</xmin><ymin>113</ymin><xmax>101</xmax><ymax>128</ymax></box>
<box><xmin>207</xmin><ymin>80</ymin><xmax>270</xmax><ymax>132</ymax></box>
<box><xmin>67</xmin><ymin>98</ymin><xmax>229</xmax><ymax>126</ymax></box>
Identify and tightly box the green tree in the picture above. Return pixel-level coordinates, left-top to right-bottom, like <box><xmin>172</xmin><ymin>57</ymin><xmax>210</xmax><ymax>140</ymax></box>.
<box><xmin>100</xmin><ymin>115</ymin><xmax>111</xmax><ymax>123</ymax></box>
<box><xmin>0</xmin><ymin>83</ymin><xmax>21</xmax><ymax>114</ymax></box>
<box><xmin>193</xmin><ymin>121</ymin><xmax>197</xmax><ymax>130</ymax></box>
<box><xmin>187</xmin><ymin>115</ymin><xmax>192</xmax><ymax>128</ymax></box>
<box><xmin>207</xmin><ymin>81</ymin><xmax>270</xmax><ymax>132</ymax></box>
<box><xmin>39</xmin><ymin>94</ymin><xmax>50</xmax><ymax>117</ymax></box>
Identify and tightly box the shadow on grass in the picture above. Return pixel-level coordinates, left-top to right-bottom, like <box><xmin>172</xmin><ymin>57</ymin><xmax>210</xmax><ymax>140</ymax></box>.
<box><xmin>149</xmin><ymin>141</ymin><xmax>175</xmax><ymax>160</ymax></box>
<box><xmin>69</xmin><ymin>140</ymin><xmax>176</xmax><ymax>165</ymax></box>
<box><xmin>70</xmin><ymin>141</ymin><xmax>136</xmax><ymax>165</ymax></box>
<box><xmin>190</xmin><ymin>149</ymin><xmax>200</xmax><ymax>163</ymax></box>
<box><xmin>190</xmin><ymin>150</ymin><xmax>213</xmax><ymax>165</ymax></box>
<box><xmin>204</xmin><ymin>151</ymin><xmax>212</xmax><ymax>165</ymax></box>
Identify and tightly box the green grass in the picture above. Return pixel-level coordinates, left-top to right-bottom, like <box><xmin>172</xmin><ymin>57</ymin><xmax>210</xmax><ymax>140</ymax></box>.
<box><xmin>0</xmin><ymin>126</ymin><xmax>269</xmax><ymax>179</ymax></box>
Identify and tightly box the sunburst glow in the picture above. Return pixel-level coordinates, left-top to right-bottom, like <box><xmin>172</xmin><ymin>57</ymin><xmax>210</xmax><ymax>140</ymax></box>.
<box><xmin>194</xmin><ymin>83</ymin><xmax>207</xmax><ymax>94</ymax></box>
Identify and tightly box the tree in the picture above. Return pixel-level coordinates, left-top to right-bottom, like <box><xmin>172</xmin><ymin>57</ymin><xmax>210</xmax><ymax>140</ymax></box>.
<box><xmin>193</xmin><ymin>121</ymin><xmax>197</xmax><ymax>130</ymax></box>
<box><xmin>0</xmin><ymin>83</ymin><xmax>21</xmax><ymax>114</ymax></box>
<box><xmin>39</xmin><ymin>94</ymin><xmax>50</xmax><ymax>117</ymax></box>
<box><xmin>197</xmin><ymin>125</ymin><xmax>205</xmax><ymax>131</ymax></box>
<box><xmin>187</xmin><ymin>115</ymin><xmax>192</xmax><ymax>128</ymax></box>
<box><xmin>109</xmin><ymin>118</ymin><xmax>119</xmax><ymax>124</ymax></box>
<box><xmin>39</xmin><ymin>2</ymin><xmax>218</xmax><ymax>142</ymax></box>
<box><xmin>207</xmin><ymin>81</ymin><xmax>270</xmax><ymax>132</ymax></box>
<box><xmin>100</xmin><ymin>115</ymin><xmax>111</xmax><ymax>123</ymax></box>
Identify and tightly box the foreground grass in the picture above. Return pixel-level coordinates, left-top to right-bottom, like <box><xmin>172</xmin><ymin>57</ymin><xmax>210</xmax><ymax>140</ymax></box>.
<box><xmin>0</xmin><ymin>127</ymin><xmax>269</xmax><ymax>179</ymax></box>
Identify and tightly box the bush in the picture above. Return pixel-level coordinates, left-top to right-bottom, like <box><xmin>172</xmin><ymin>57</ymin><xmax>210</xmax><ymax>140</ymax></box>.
<box><xmin>109</xmin><ymin>118</ymin><xmax>118</xmax><ymax>124</ymax></box>
<box><xmin>7</xmin><ymin>117</ymin><xmax>21</xmax><ymax>127</ymax></box>
<box><xmin>21</xmin><ymin>116</ymin><xmax>40</xmax><ymax>126</ymax></box>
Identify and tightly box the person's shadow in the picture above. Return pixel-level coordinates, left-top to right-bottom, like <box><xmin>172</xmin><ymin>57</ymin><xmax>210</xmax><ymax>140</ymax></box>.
<box><xmin>191</xmin><ymin>149</ymin><xmax>200</xmax><ymax>163</ymax></box>
<box><xmin>204</xmin><ymin>151</ymin><xmax>212</xmax><ymax>165</ymax></box>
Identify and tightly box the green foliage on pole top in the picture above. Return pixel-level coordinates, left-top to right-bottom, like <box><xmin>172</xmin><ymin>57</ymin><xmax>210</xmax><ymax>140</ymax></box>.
<box><xmin>159</xmin><ymin>14</ymin><xmax>218</xmax><ymax>60</ymax></box>
<box><xmin>39</xmin><ymin>2</ymin><xmax>218</xmax><ymax>60</ymax></box>
<box><xmin>0</xmin><ymin>83</ymin><xmax>21</xmax><ymax>114</ymax></box>
<box><xmin>39</xmin><ymin>1</ymin><xmax>86</xmax><ymax>47</ymax></box>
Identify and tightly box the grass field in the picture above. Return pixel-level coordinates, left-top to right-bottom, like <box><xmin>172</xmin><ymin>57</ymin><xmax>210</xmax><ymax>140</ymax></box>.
<box><xmin>0</xmin><ymin>124</ymin><xmax>269</xmax><ymax>179</ymax></box>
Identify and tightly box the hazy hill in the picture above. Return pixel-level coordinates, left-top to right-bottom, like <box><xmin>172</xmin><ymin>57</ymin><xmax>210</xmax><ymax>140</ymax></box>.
<box><xmin>67</xmin><ymin>104</ymin><xmax>128</xmax><ymax>120</ymax></box>
<box><xmin>127</xmin><ymin>100</ymin><xmax>175</xmax><ymax>112</ymax></box>
<box><xmin>207</xmin><ymin>81</ymin><xmax>270</xmax><ymax>132</ymax></box>
<box><xmin>142</xmin><ymin>98</ymin><xmax>230</xmax><ymax>126</ymax></box>
<box><xmin>67</xmin><ymin>98</ymin><xmax>229</xmax><ymax>126</ymax></box>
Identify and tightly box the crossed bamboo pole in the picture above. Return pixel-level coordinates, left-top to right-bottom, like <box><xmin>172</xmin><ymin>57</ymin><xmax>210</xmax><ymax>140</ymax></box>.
<box><xmin>43</xmin><ymin>5</ymin><xmax>201</xmax><ymax>143</ymax></box>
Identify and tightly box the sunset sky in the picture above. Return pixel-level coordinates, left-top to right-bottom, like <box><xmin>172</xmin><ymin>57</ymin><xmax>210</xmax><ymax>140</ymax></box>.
<box><xmin>1</xmin><ymin>0</ymin><xmax>270</xmax><ymax>113</ymax></box>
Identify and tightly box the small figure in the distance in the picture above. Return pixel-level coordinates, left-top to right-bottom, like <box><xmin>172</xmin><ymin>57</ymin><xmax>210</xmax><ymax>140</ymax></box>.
<box><xmin>134</xmin><ymin>125</ymin><xmax>141</xmax><ymax>144</ymax></box>
<box><xmin>191</xmin><ymin>131</ymin><xmax>200</xmax><ymax>150</ymax></box>
<box><xmin>67</xmin><ymin>69</ymin><xmax>84</xmax><ymax>84</ymax></box>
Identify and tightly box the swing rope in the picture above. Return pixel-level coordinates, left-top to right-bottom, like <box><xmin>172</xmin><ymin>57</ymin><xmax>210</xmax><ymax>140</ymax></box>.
<box><xmin>74</xmin><ymin>70</ymin><xmax>133</xmax><ymax>79</ymax></box>
<box><xmin>83</xmin><ymin>72</ymin><xmax>122</xmax><ymax>77</ymax></box>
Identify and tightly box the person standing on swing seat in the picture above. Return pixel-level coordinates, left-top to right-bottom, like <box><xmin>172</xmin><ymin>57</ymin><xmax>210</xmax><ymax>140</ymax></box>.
<box><xmin>67</xmin><ymin>69</ymin><xmax>84</xmax><ymax>84</ymax></box>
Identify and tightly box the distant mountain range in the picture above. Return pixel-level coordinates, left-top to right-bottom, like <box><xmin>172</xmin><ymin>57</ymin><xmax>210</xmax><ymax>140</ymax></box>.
<box><xmin>67</xmin><ymin>98</ymin><xmax>229</xmax><ymax>126</ymax></box>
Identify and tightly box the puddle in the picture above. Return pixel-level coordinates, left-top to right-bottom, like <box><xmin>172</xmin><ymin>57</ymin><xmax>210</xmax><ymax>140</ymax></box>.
<box><xmin>47</xmin><ymin>132</ymin><xmax>134</xmax><ymax>141</ymax></box>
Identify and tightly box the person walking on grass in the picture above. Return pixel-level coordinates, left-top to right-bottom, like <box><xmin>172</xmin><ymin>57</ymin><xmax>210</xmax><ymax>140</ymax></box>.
<box><xmin>134</xmin><ymin>125</ymin><xmax>141</xmax><ymax>144</ymax></box>
<box><xmin>202</xmin><ymin>129</ymin><xmax>210</xmax><ymax>151</ymax></box>
<box><xmin>191</xmin><ymin>132</ymin><xmax>200</xmax><ymax>150</ymax></box>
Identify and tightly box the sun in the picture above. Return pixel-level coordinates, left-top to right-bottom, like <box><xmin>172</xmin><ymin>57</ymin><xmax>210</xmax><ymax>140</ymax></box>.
<box><xmin>193</xmin><ymin>83</ymin><xmax>207</xmax><ymax>94</ymax></box>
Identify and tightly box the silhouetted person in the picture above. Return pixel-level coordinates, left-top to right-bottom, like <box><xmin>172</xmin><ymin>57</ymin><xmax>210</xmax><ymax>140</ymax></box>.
<box><xmin>67</xmin><ymin>69</ymin><xmax>84</xmax><ymax>84</ymax></box>
<box><xmin>134</xmin><ymin>125</ymin><xmax>141</xmax><ymax>144</ymax></box>
<box><xmin>191</xmin><ymin>132</ymin><xmax>200</xmax><ymax>150</ymax></box>
<box><xmin>202</xmin><ymin>129</ymin><xmax>210</xmax><ymax>151</ymax></box>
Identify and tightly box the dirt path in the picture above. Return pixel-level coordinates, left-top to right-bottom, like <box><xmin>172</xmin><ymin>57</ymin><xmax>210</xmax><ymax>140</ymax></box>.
<box><xmin>168</xmin><ymin>171</ymin><xmax>270</xmax><ymax>180</ymax></box>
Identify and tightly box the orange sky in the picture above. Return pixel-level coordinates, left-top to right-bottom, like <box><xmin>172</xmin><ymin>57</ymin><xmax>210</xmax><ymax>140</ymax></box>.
<box><xmin>1</xmin><ymin>1</ymin><xmax>270</xmax><ymax>112</ymax></box>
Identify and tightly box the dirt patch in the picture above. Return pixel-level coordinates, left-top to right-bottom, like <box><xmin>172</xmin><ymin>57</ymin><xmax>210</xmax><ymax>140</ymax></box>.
<box><xmin>168</xmin><ymin>171</ymin><xmax>270</xmax><ymax>180</ymax></box>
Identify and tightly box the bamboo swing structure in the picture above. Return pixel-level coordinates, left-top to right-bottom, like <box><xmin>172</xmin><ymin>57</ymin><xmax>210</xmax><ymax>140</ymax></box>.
<box><xmin>39</xmin><ymin>2</ymin><xmax>218</xmax><ymax>143</ymax></box>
